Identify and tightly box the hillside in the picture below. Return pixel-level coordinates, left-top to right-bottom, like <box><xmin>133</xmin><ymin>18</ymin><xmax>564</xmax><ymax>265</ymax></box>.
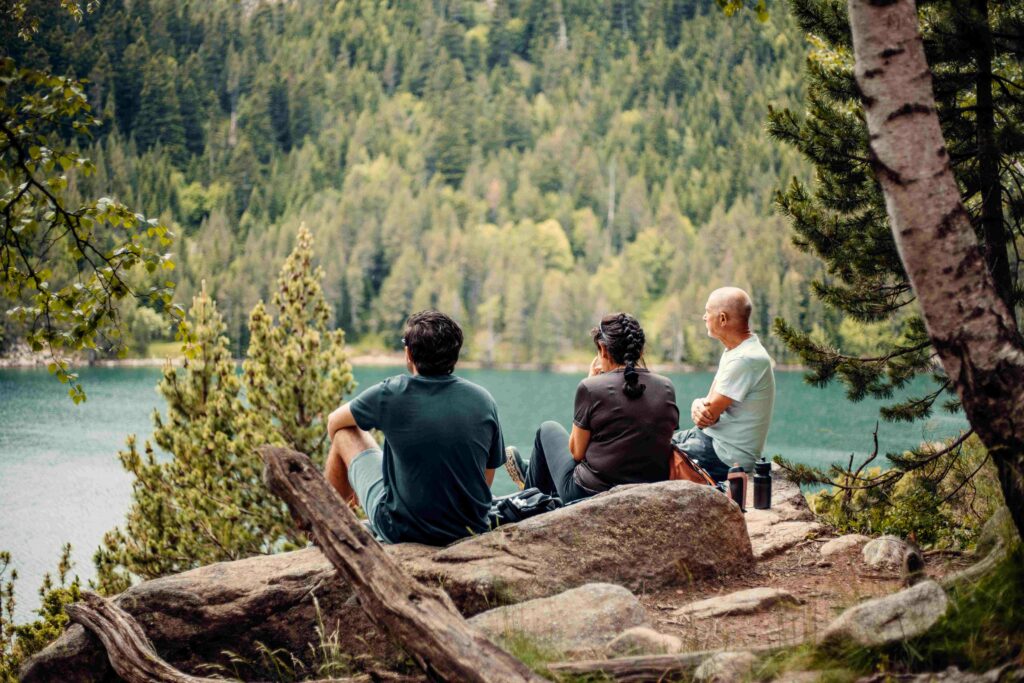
<box><xmin>4</xmin><ymin>0</ymin><xmax>822</xmax><ymax>364</ymax></box>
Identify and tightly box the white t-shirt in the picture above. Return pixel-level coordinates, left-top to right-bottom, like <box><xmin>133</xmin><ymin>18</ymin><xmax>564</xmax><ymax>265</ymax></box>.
<box><xmin>703</xmin><ymin>334</ymin><xmax>775</xmax><ymax>471</ymax></box>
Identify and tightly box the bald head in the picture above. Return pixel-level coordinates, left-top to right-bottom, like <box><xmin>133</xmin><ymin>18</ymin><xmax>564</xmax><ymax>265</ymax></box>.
<box><xmin>708</xmin><ymin>287</ymin><xmax>752</xmax><ymax>326</ymax></box>
<box><xmin>704</xmin><ymin>287</ymin><xmax>753</xmax><ymax>345</ymax></box>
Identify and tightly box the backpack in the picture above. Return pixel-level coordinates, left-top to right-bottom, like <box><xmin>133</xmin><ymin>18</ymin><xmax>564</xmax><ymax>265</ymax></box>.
<box><xmin>669</xmin><ymin>447</ymin><xmax>717</xmax><ymax>486</ymax></box>
<box><xmin>488</xmin><ymin>487</ymin><xmax>562</xmax><ymax>527</ymax></box>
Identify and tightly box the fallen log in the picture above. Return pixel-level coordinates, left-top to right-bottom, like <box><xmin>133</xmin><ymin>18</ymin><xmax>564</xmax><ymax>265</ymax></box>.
<box><xmin>258</xmin><ymin>445</ymin><xmax>545</xmax><ymax>683</ymax></box>
<box><xmin>546</xmin><ymin>644</ymin><xmax>781</xmax><ymax>682</ymax></box>
<box><xmin>66</xmin><ymin>591</ymin><xmax>213</xmax><ymax>683</ymax></box>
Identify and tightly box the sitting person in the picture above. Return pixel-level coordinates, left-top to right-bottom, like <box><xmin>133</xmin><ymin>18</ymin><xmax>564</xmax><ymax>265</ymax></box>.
<box><xmin>505</xmin><ymin>313</ymin><xmax>679</xmax><ymax>502</ymax></box>
<box><xmin>675</xmin><ymin>287</ymin><xmax>775</xmax><ymax>482</ymax></box>
<box><xmin>324</xmin><ymin>310</ymin><xmax>506</xmax><ymax>546</ymax></box>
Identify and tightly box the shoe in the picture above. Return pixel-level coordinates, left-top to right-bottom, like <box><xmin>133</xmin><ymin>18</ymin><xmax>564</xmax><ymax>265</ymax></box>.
<box><xmin>504</xmin><ymin>446</ymin><xmax>527</xmax><ymax>490</ymax></box>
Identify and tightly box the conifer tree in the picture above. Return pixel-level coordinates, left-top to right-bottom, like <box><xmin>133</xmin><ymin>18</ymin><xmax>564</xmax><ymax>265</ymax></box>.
<box><xmin>242</xmin><ymin>225</ymin><xmax>356</xmax><ymax>465</ymax></box>
<box><xmin>134</xmin><ymin>54</ymin><xmax>187</xmax><ymax>165</ymax></box>
<box><xmin>768</xmin><ymin>0</ymin><xmax>1023</xmax><ymax>486</ymax></box>
<box><xmin>93</xmin><ymin>286</ymin><xmax>283</xmax><ymax>594</ymax></box>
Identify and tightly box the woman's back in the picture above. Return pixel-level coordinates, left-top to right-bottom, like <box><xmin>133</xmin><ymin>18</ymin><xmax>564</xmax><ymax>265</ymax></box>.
<box><xmin>572</xmin><ymin>368</ymin><xmax>679</xmax><ymax>491</ymax></box>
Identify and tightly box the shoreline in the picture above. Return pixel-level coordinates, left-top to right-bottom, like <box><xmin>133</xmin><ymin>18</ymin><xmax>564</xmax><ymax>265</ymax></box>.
<box><xmin>0</xmin><ymin>349</ymin><xmax>806</xmax><ymax>375</ymax></box>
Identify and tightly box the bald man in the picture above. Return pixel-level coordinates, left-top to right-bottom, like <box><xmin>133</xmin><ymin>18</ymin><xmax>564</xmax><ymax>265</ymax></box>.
<box><xmin>672</xmin><ymin>287</ymin><xmax>775</xmax><ymax>482</ymax></box>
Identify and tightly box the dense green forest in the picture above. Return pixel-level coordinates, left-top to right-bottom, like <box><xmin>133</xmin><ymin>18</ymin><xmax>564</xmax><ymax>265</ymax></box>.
<box><xmin>3</xmin><ymin>0</ymin><xmax>836</xmax><ymax>365</ymax></box>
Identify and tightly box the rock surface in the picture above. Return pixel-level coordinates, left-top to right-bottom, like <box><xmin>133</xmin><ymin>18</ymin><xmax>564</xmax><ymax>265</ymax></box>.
<box><xmin>405</xmin><ymin>480</ymin><xmax>754</xmax><ymax>614</ymax></box>
<box><xmin>671</xmin><ymin>587</ymin><xmax>801</xmax><ymax>620</ymax></box>
<box><xmin>745</xmin><ymin>464</ymin><xmax>819</xmax><ymax>559</ymax></box>
<box><xmin>20</xmin><ymin>547</ymin><xmax>389</xmax><ymax>683</ymax></box>
<box><xmin>693</xmin><ymin>651</ymin><xmax>759</xmax><ymax>682</ymax></box>
<box><xmin>862</xmin><ymin>535</ymin><xmax>918</xmax><ymax>571</ymax></box>
<box><xmin>822</xmin><ymin>580</ymin><xmax>949</xmax><ymax>647</ymax></box>
<box><xmin>468</xmin><ymin>583</ymin><xmax>647</xmax><ymax>654</ymax></box>
<box><xmin>820</xmin><ymin>534</ymin><xmax>871</xmax><ymax>557</ymax></box>
<box><xmin>23</xmin><ymin>480</ymin><xmax>752</xmax><ymax>682</ymax></box>
<box><xmin>605</xmin><ymin>627</ymin><xmax>683</xmax><ymax>656</ymax></box>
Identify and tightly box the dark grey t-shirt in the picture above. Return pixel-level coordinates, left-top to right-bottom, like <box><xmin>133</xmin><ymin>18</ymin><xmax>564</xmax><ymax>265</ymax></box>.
<box><xmin>349</xmin><ymin>373</ymin><xmax>506</xmax><ymax>546</ymax></box>
<box><xmin>572</xmin><ymin>369</ymin><xmax>679</xmax><ymax>492</ymax></box>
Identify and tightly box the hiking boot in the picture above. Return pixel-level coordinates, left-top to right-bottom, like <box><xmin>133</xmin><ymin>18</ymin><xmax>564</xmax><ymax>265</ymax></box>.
<box><xmin>504</xmin><ymin>446</ymin><xmax>527</xmax><ymax>490</ymax></box>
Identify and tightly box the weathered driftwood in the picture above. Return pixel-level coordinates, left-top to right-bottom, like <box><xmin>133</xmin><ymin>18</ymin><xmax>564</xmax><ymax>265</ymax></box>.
<box><xmin>259</xmin><ymin>445</ymin><xmax>545</xmax><ymax>683</ymax></box>
<box><xmin>66</xmin><ymin>591</ymin><xmax>214</xmax><ymax>683</ymax></box>
<box><xmin>66</xmin><ymin>590</ymin><xmax>412</xmax><ymax>683</ymax></box>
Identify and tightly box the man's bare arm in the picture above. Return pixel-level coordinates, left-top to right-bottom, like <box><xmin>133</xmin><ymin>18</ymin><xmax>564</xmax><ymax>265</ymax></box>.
<box><xmin>693</xmin><ymin>391</ymin><xmax>733</xmax><ymax>429</ymax></box>
<box><xmin>485</xmin><ymin>468</ymin><xmax>496</xmax><ymax>487</ymax></box>
<box><xmin>327</xmin><ymin>403</ymin><xmax>358</xmax><ymax>440</ymax></box>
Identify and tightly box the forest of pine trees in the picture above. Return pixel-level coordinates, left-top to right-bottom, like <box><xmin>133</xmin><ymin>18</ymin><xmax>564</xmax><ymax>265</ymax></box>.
<box><xmin>2</xmin><ymin>0</ymin><xmax>845</xmax><ymax>366</ymax></box>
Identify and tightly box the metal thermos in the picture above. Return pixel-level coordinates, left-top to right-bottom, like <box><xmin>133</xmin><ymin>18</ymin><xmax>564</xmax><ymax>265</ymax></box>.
<box><xmin>753</xmin><ymin>457</ymin><xmax>772</xmax><ymax>510</ymax></box>
<box><xmin>727</xmin><ymin>464</ymin><xmax>747</xmax><ymax>512</ymax></box>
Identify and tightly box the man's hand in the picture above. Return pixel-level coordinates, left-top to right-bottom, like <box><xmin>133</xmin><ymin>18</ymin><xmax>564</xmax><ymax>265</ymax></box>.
<box><xmin>691</xmin><ymin>398</ymin><xmax>717</xmax><ymax>429</ymax></box>
<box><xmin>588</xmin><ymin>355</ymin><xmax>602</xmax><ymax>378</ymax></box>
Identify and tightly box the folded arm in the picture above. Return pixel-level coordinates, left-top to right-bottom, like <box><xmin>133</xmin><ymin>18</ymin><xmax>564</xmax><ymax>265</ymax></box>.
<box><xmin>327</xmin><ymin>403</ymin><xmax>358</xmax><ymax>440</ymax></box>
<box><xmin>691</xmin><ymin>378</ymin><xmax>734</xmax><ymax>429</ymax></box>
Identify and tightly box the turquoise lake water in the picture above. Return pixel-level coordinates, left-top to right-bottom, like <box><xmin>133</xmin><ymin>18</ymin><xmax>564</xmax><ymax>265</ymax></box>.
<box><xmin>0</xmin><ymin>366</ymin><xmax>965</xmax><ymax>620</ymax></box>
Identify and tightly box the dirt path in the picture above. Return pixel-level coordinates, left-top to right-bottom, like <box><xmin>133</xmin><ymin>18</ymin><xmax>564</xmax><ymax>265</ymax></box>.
<box><xmin>626</xmin><ymin>471</ymin><xmax>972</xmax><ymax>653</ymax></box>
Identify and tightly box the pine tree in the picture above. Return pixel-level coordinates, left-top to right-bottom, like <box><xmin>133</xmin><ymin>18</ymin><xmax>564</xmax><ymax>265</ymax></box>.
<box><xmin>242</xmin><ymin>225</ymin><xmax>356</xmax><ymax>464</ymax></box>
<box><xmin>93</xmin><ymin>286</ymin><xmax>283</xmax><ymax>594</ymax></box>
<box><xmin>134</xmin><ymin>54</ymin><xmax>187</xmax><ymax>165</ymax></box>
<box><xmin>768</xmin><ymin>0</ymin><xmax>1023</xmax><ymax>480</ymax></box>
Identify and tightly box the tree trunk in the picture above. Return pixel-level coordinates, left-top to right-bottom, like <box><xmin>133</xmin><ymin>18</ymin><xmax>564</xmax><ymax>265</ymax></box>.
<box><xmin>847</xmin><ymin>0</ymin><xmax>1024</xmax><ymax>538</ymax></box>
<box><xmin>259</xmin><ymin>446</ymin><xmax>545</xmax><ymax>683</ymax></box>
<box><xmin>971</xmin><ymin>0</ymin><xmax>1014</xmax><ymax>316</ymax></box>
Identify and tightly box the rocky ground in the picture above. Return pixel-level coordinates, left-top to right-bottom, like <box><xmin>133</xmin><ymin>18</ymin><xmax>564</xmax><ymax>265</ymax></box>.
<box><xmin>21</xmin><ymin>469</ymin><xmax>993</xmax><ymax>683</ymax></box>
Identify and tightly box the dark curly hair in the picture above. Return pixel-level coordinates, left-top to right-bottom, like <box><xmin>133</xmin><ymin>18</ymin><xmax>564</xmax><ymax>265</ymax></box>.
<box><xmin>591</xmin><ymin>312</ymin><xmax>647</xmax><ymax>398</ymax></box>
<box><xmin>403</xmin><ymin>310</ymin><xmax>463</xmax><ymax>376</ymax></box>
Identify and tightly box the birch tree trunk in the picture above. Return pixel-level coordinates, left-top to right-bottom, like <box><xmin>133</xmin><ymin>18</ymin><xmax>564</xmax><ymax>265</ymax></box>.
<box><xmin>847</xmin><ymin>0</ymin><xmax>1024</xmax><ymax>537</ymax></box>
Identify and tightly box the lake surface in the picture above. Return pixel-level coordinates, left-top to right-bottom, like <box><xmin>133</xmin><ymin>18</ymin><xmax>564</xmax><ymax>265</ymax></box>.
<box><xmin>0</xmin><ymin>365</ymin><xmax>965</xmax><ymax>621</ymax></box>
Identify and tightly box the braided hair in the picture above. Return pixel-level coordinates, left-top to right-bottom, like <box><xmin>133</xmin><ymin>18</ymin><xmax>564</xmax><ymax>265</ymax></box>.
<box><xmin>592</xmin><ymin>312</ymin><xmax>647</xmax><ymax>399</ymax></box>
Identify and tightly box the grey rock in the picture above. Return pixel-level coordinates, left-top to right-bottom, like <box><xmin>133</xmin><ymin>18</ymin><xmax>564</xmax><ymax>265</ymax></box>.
<box><xmin>862</xmin><ymin>535</ymin><xmax>920</xmax><ymax>571</ymax></box>
<box><xmin>672</xmin><ymin>587</ymin><xmax>801</xmax><ymax>620</ymax></box>
<box><xmin>694</xmin><ymin>651</ymin><xmax>760</xmax><ymax>682</ymax></box>
<box><xmin>820</xmin><ymin>534</ymin><xmax>871</xmax><ymax>557</ymax></box>
<box><xmin>606</xmin><ymin>626</ymin><xmax>683</xmax><ymax>656</ymax></box>
<box><xmin>822</xmin><ymin>580</ymin><xmax>949</xmax><ymax>647</ymax></box>
<box><xmin>748</xmin><ymin>520</ymin><xmax>824</xmax><ymax>560</ymax></box>
<box><xmin>405</xmin><ymin>480</ymin><xmax>754</xmax><ymax>614</ymax></box>
<box><xmin>469</xmin><ymin>583</ymin><xmax>647</xmax><ymax>655</ymax></box>
<box><xmin>23</xmin><ymin>480</ymin><xmax>752</xmax><ymax>682</ymax></box>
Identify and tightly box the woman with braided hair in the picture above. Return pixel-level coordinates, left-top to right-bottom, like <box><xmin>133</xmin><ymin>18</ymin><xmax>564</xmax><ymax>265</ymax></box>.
<box><xmin>504</xmin><ymin>313</ymin><xmax>680</xmax><ymax>502</ymax></box>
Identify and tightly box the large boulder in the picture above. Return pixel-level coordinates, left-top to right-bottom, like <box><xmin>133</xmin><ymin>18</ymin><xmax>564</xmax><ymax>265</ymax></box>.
<box><xmin>468</xmin><ymin>583</ymin><xmax>647</xmax><ymax>655</ymax></box>
<box><xmin>822</xmin><ymin>580</ymin><xmax>949</xmax><ymax>648</ymax></box>
<box><xmin>410</xmin><ymin>480</ymin><xmax>753</xmax><ymax>613</ymax></box>
<box><xmin>19</xmin><ymin>547</ymin><xmax>391</xmax><ymax>683</ymax></box>
<box><xmin>22</xmin><ymin>480</ymin><xmax>752</xmax><ymax>682</ymax></box>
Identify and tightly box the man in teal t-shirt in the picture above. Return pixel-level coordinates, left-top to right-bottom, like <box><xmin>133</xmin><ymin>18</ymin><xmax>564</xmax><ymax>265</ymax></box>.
<box><xmin>324</xmin><ymin>310</ymin><xmax>506</xmax><ymax>546</ymax></box>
